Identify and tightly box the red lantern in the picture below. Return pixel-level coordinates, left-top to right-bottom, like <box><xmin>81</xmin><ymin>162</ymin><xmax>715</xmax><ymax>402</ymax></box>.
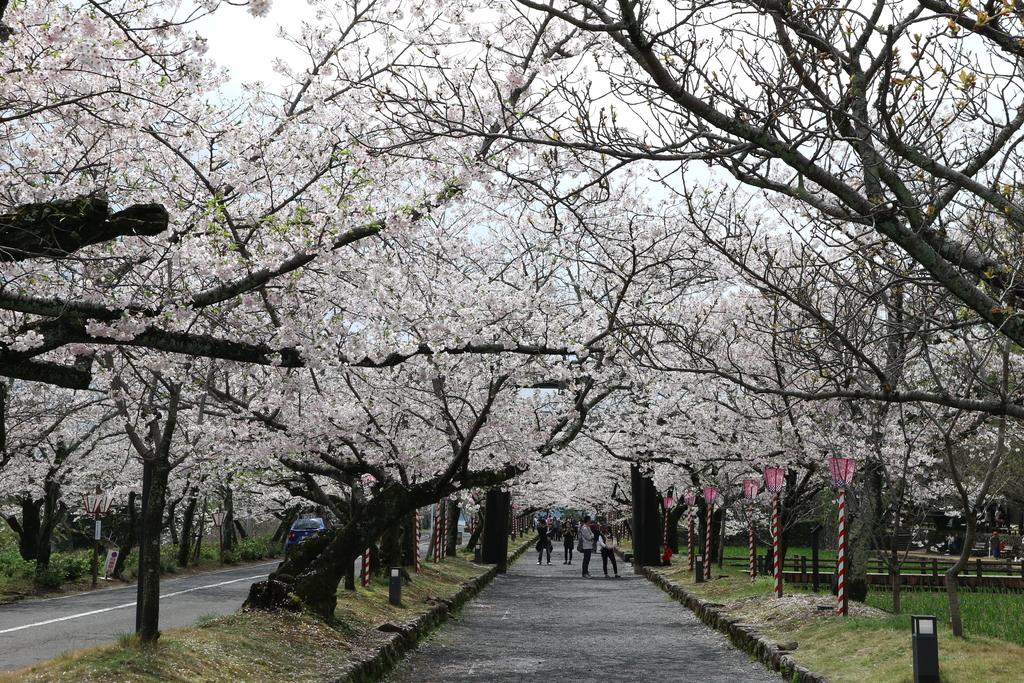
<box><xmin>763</xmin><ymin>466</ymin><xmax>785</xmax><ymax>493</ymax></box>
<box><xmin>742</xmin><ymin>478</ymin><xmax>759</xmax><ymax>501</ymax></box>
<box><xmin>828</xmin><ymin>457</ymin><xmax>857</xmax><ymax>489</ymax></box>
<box><xmin>683</xmin><ymin>491</ymin><xmax>697</xmax><ymax>507</ymax></box>
<box><xmin>702</xmin><ymin>486</ymin><xmax>719</xmax><ymax>504</ymax></box>
<box><xmin>663</xmin><ymin>495</ymin><xmax>675</xmax><ymax>509</ymax></box>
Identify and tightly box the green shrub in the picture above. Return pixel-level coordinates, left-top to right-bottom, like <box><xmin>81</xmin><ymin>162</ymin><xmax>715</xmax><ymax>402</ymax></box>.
<box><xmin>159</xmin><ymin>544</ymin><xmax>178</xmax><ymax>573</ymax></box>
<box><xmin>34</xmin><ymin>565</ymin><xmax>64</xmax><ymax>589</ymax></box>
<box><xmin>50</xmin><ymin>552</ymin><xmax>91</xmax><ymax>582</ymax></box>
<box><xmin>0</xmin><ymin>547</ymin><xmax>34</xmax><ymax>580</ymax></box>
<box><xmin>234</xmin><ymin>537</ymin><xmax>280</xmax><ymax>562</ymax></box>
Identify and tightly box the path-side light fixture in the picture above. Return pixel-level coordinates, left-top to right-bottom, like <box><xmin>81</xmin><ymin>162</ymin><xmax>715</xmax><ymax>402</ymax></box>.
<box><xmin>763</xmin><ymin>466</ymin><xmax>785</xmax><ymax>598</ymax></box>
<box><xmin>702</xmin><ymin>486</ymin><xmax>719</xmax><ymax>580</ymax></box>
<box><xmin>828</xmin><ymin>456</ymin><xmax>857</xmax><ymax>616</ymax></box>
<box><xmin>683</xmin><ymin>491</ymin><xmax>697</xmax><ymax>572</ymax></box>
<box><xmin>389</xmin><ymin>567</ymin><xmax>402</xmax><ymax>606</ymax></box>
<box><xmin>742</xmin><ymin>478</ymin><xmax>759</xmax><ymax>581</ymax></box>
<box><xmin>911</xmin><ymin>615</ymin><xmax>939</xmax><ymax>683</ymax></box>
<box><xmin>82</xmin><ymin>488</ymin><xmax>114</xmax><ymax>588</ymax></box>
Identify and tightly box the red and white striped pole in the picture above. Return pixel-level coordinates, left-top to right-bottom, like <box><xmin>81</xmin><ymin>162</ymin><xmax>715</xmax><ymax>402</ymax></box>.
<box><xmin>748</xmin><ymin>505</ymin><xmax>756</xmax><ymax>581</ymax></box>
<box><xmin>763</xmin><ymin>467</ymin><xmax>786</xmax><ymax>598</ymax></box>
<box><xmin>828</xmin><ymin>456</ymin><xmax>856</xmax><ymax>617</ymax></box>
<box><xmin>688</xmin><ymin>508</ymin><xmax>695</xmax><ymax>570</ymax></box>
<box><xmin>772</xmin><ymin>494</ymin><xmax>782</xmax><ymax>597</ymax></box>
<box><xmin>702</xmin><ymin>486</ymin><xmax>718</xmax><ymax>581</ymax></box>
<box><xmin>741</xmin><ymin>479</ymin><xmax>759</xmax><ymax>582</ymax></box>
<box><xmin>684</xmin><ymin>492</ymin><xmax>696</xmax><ymax>571</ymax></box>
<box><xmin>836</xmin><ymin>487</ymin><xmax>848</xmax><ymax>616</ymax></box>
<box><xmin>361</xmin><ymin>547</ymin><xmax>370</xmax><ymax>587</ymax></box>
<box><xmin>414</xmin><ymin>509</ymin><xmax>421</xmax><ymax>573</ymax></box>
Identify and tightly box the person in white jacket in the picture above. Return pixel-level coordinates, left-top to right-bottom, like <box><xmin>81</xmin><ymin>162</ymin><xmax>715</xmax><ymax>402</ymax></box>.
<box><xmin>577</xmin><ymin>515</ymin><xmax>596</xmax><ymax>577</ymax></box>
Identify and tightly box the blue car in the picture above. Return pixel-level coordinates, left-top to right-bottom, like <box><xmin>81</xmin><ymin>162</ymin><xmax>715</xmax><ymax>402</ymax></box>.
<box><xmin>285</xmin><ymin>517</ymin><xmax>326</xmax><ymax>554</ymax></box>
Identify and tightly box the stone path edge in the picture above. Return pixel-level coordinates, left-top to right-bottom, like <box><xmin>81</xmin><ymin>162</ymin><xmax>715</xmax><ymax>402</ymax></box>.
<box><xmin>334</xmin><ymin>539</ymin><xmax>534</xmax><ymax>683</ymax></box>
<box><xmin>625</xmin><ymin>556</ymin><xmax>829</xmax><ymax>683</ymax></box>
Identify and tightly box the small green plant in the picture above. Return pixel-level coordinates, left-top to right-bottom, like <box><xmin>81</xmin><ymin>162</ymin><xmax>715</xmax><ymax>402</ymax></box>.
<box><xmin>34</xmin><ymin>565</ymin><xmax>65</xmax><ymax>589</ymax></box>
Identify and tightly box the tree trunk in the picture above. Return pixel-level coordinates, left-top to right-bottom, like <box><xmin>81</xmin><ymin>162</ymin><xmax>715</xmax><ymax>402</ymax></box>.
<box><xmin>445</xmin><ymin>503</ymin><xmax>460</xmax><ymax>556</ymax></box>
<box><xmin>233</xmin><ymin>519</ymin><xmax>248</xmax><ymax>540</ymax></box>
<box><xmin>848</xmin><ymin>458</ymin><xmax>884</xmax><ymax>603</ymax></box>
<box><xmin>139</xmin><ymin>461</ymin><xmax>170</xmax><ymax>643</ymax></box>
<box><xmin>164</xmin><ymin>497</ymin><xmax>179</xmax><ymax>546</ymax></box>
<box><xmin>946</xmin><ymin>516</ymin><xmax>976</xmax><ymax>637</ymax></box>
<box><xmin>192</xmin><ymin>502</ymin><xmax>206</xmax><ymax>564</ymax></box>
<box><xmin>114</xmin><ymin>491</ymin><xmax>137</xmax><ymax>579</ymax></box>
<box><xmin>177</xmin><ymin>494</ymin><xmax>198</xmax><ymax>568</ymax></box>
<box><xmin>6</xmin><ymin>498</ymin><xmax>42</xmax><ymax>562</ymax></box>
<box><xmin>272</xmin><ymin>506</ymin><xmax>299</xmax><ymax>544</ymax></box>
<box><xmin>667</xmin><ymin>506</ymin><xmax>685</xmax><ymax>554</ymax></box>
<box><xmin>466</xmin><ymin>511</ymin><xmax>484</xmax><ymax>551</ymax></box>
<box><xmin>222</xmin><ymin>485</ymin><xmax>236</xmax><ymax>552</ymax></box>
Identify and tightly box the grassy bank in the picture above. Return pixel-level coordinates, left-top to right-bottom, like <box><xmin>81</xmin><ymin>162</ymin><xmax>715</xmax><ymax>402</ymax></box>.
<box><xmin>653</xmin><ymin>546</ymin><xmax>1024</xmax><ymax>683</ymax></box>
<box><xmin>0</xmin><ymin>527</ymin><xmax>280</xmax><ymax>604</ymax></box>
<box><xmin>3</xmin><ymin>540</ymin><xmax>526</xmax><ymax>683</ymax></box>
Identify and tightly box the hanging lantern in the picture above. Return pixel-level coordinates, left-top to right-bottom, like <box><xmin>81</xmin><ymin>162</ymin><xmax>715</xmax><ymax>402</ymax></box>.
<box><xmin>763</xmin><ymin>466</ymin><xmax>785</xmax><ymax>493</ymax></box>
<box><xmin>828</xmin><ymin>457</ymin><xmax>857</xmax><ymax>489</ymax></box>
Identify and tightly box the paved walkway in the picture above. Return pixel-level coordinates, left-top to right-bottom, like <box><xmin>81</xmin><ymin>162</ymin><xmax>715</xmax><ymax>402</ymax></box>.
<box><xmin>386</xmin><ymin>550</ymin><xmax>780</xmax><ymax>682</ymax></box>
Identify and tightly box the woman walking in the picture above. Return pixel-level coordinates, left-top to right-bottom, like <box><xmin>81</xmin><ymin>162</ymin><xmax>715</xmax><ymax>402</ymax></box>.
<box><xmin>600</xmin><ymin>524</ymin><xmax>620</xmax><ymax>578</ymax></box>
<box><xmin>563</xmin><ymin>522</ymin><xmax>575</xmax><ymax>564</ymax></box>
<box><xmin>578</xmin><ymin>515</ymin><xmax>595</xmax><ymax>577</ymax></box>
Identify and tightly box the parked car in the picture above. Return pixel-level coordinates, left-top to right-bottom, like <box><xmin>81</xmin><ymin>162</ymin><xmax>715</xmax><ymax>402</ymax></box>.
<box><xmin>285</xmin><ymin>517</ymin><xmax>327</xmax><ymax>554</ymax></box>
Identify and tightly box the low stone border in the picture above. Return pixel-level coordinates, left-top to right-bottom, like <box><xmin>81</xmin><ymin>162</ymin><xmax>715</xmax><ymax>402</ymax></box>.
<box><xmin>336</xmin><ymin>538</ymin><xmax>533</xmax><ymax>683</ymax></box>
<box><xmin>627</xmin><ymin>556</ymin><xmax>829</xmax><ymax>683</ymax></box>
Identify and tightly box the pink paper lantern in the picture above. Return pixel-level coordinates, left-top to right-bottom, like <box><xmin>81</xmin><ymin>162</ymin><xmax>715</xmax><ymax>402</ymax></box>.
<box><xmin>703</xmin><ymin>485</ymin><xmax>719</xmax><ymax>504</ymax></box>
<box><xmin>829</xmin><ymin>457</ymin><xmax>857</xmax><ymax>488</ymax></box>
<box><xmin>683</xmin><ymin>491</ymin><xmax>697</xmax><ymax>507</ymax></box>
<box><xmin>742</xmin><ymin>478</ymin><xmax>759</xmax><ymax>501</ymax></box>
<box><xmin>663</xmin><ymin>495</ymin><xmax>675</xmax><ymax>509</ymax></box>
<box><xmin>763</xmin><ymin>466</ymin><xmax>786</xmax><ymax>494</ymax></box>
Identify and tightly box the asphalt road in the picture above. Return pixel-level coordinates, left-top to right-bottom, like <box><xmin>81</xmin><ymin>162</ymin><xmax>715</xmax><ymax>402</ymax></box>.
<box><xmin>385</xmin><ymin>551</ymin><xmax>782</xmax><ymax>682</ymax></box>
<box><xmin>0</xmin><ymin>561</ymin><xmax>276</xmax><ymax>671</ymax></box>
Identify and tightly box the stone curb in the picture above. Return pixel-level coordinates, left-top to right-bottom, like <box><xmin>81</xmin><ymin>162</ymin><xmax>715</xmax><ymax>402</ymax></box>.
<box><xmin>627</xmin><ymin>556</ymin><xmax>829</xmax><ymax>683</ymax></box>
<box><xmin>336</xmin><ymin>538</ymin><xmax>533</xmax><ymax>683</ymax></box>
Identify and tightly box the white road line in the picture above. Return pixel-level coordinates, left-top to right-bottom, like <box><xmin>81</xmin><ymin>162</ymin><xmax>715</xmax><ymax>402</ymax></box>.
<box><xmin>8</xmin><ymin>561</ymin><xmax>279</xmax><ymax>605</ymax></box>
<box><xmin>0</xmin><ymin>574</ymin><xmax>266</xmax><ymax>635</ymax></box>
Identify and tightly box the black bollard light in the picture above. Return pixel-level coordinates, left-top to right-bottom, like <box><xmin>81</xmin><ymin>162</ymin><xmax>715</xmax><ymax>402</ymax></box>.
<box><xmin>695</xmin><ymin>557</ymin><xmax>705</xmax><ymax>583</ymax></box>
<box><xmin>911</xmin><ymin>615</ymin><xmax>939</xmax><ymax>683</ymax></box>
<box><xmin>389</xmin><ymin>567</ymin><xmax>402</xmax><ymax>606</ymax></box>
<box><xmin>473</xmin><ymin>546</ymin><xmax>482</xmax><ymax>563</ymax></box>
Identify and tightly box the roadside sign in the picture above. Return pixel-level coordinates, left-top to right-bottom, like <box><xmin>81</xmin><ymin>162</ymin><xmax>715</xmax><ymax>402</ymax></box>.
<box><xmin>103</xmin><ymin>549</ymin><xmax>120</xmax><ymax>579</ymax></box>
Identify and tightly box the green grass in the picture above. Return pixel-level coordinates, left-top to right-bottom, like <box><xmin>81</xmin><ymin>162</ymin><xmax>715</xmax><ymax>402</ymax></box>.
<box><xmin>650</xmin><ymin>545</ymin><xmax>1024</xmax><ymax>683</ymax></box>
<box><xmin>865</xmin><ymin>589</ymin><xmax>1024</xmax><ymax>646</ymax></box>
<box><xmin>5</xmin><ymin>536</ymin><xmax>533</xmax><ymax>683</ymax></box>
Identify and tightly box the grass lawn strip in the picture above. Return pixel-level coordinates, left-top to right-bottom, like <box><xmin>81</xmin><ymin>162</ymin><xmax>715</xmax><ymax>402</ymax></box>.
<box><xmin>2</xmin><ymin>540</ymin><xmax>530</xmax><ymax>683</ymax></box>
<box><xmin>648</xmin><ymin>549</ymin><xmax>1024</xmax><ymax>683</ymax></box>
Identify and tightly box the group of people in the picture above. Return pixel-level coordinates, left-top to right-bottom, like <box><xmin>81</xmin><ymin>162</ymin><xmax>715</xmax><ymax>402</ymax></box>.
<box><xmin>534</xmin><ymin>514</ymin><xmax>620</xmax><ymax>578</ymax></box>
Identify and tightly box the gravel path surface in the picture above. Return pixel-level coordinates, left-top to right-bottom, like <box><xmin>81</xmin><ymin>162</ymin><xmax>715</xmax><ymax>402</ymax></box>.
<box><xmin>386</xmin><ymin>550</ymin><xmax>781</xmax><ymax>682</ymax></box>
